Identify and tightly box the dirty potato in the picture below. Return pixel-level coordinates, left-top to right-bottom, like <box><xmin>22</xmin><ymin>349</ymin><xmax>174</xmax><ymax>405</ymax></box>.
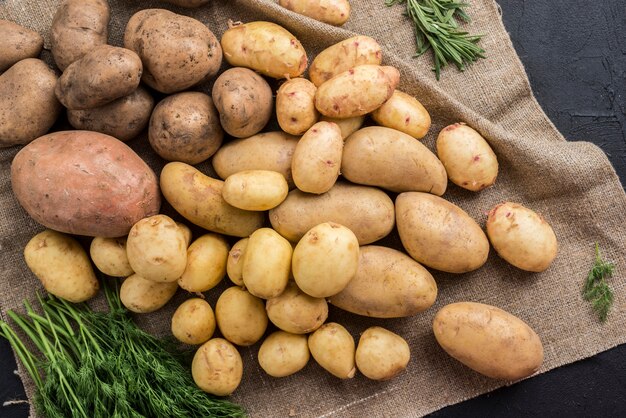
<box><xmin>0</xmin><ymin>20</ymin><xmax>43</xmax><ymax>71</ymax></box>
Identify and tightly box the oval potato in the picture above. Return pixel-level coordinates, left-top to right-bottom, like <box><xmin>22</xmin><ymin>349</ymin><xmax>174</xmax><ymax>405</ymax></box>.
<box><xmin>266</xmin><ymin>281</ymin><xmax>328</xmax><ymax>334</ymax></box>
<box><xmin>243</xmin><ymin>228</ymin><xmax>292</xmax><ymax>299</ymax></box>
<box><xmin>276</xmin><ymin>78</ymin><xmax>319</xmax><ymax>135</ymax></box>
<box><xmin>176</xmin><ymin>222</ymin><xmax>193</xmax><ymax>248</ymax></box>
<box><xmin>178</xmin><ymin>234</ymin><xmax>229</xmax><ymax>292</ymax></box>
<box><xmin>308</xmin><ymin>323</ymin><xmax>356</xmax><ymax>379</ymax></box>
<box><xmin>226</xmin><ymin>238</ymin><xmax>248</xmax><ymax>286</ymax></box>
<box><xmin>120</xmin><ymin>273</ymin><xmax>178</xmax><ymax>313</ymax></box>
<box><xmin>371</xmin><ymin>90</ymin><xmax>431</xmax><ymax>139</ymax></box>
<box><xmin>355</xmin><ymin>327</ymin><xmax>410</xmax><ymax>381</ymax></box>
<box><xmin>279</xmin><ymin>0</ymin><xmax>350</xmax><ymax>26</ymax></box>
<box><xmin>192</xmin><ymin>338</ymin><xmax>243</xmax><ymax>396</ymax></box>
<box><xmin>320</xmin><ymin>115</ymin><xmax>365</xmax><ymax>139</ymax></box>
<box><xmin>171</xmin><ymin>298</ymin><xmax>216</xmax><ymax>345</ymax></box>
<box><xmin>0</xmin><ymin>20</ymin><xmax>44</xmax><ymax>72</ymax></box>
<box><xmin>222</xmin><ymin>170</ymin><xmax>289</xmax><ymax>211</ymax></box>
<box><xmin>90</xmin><ymin>237</ymin><xmax>134</xmax><ymax>277</ymax></box>
<box><xmin>258</xmin><ymin>331</ymin><xmax>310</xmax><ymax>377</ymax></box>
<box><xmin>215</xmin><ymin>287</ymin><xmax>268</xmax><ymax>347</ymax></box>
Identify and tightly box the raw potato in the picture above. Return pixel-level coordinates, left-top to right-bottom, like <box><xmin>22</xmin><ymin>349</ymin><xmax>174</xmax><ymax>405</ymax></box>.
<box><xmin>292</xmin><ymin>222</ymin><xmax>359</xmax><ymax>298</ymax></box>
<box><xmin>355</xmin><ymin>327</ymin><xmax>410</xmax><ymax>381</ymax></box>
<box><xmin>171</xmin><ymin>298</ymin><xmax>216</xmax><ymax>345</ymax></box>
<box><xmin>176</xmin><ymin>222</ymin><xmax>193</xmax><ymax>247</ymax></box>
<box><xmin>149</xmin><ymin>92</ymin><xmax>223</xmax><ymax>164</ymax></box>
<box><xmin>55</xmin><ymin>45</ymin><xmax>142</xmax><ymax>110</ymax></box>
<box><xmin>24</xmin><ymin>230</ymin><xmax>99</xmax><ymax>303</ymax></box>
<box><xmin>279</xmin><ymin>0</ymin><xmax>350</xmax><ymax>25</ymax></box>
<box><xmin>329</xmin><ymin>246</ymin><xmax>437</xmax><ymax>318</ymax></box>
<box><xmin>486</xmin><ymin>202</ymin><xmax>558</xmax><ymax>272</ymax></box>
<box><xmin>192</xmin><ymin>338</ymin><xmax>243</xmax><ymax>396</ymax></box>
<box><xmin>212</xmin><ymin>131</ymin><xmax>299</xmax><ymax>188</ymax></box>
<box><xmin>342</xmin><ymin>126</ymin><xmax>447</xmax><ymax>195</ymax></box>
<box><xmin>0</xmin><ymin>59</ymin><xmax>61</xmax><ymax>147</ymax></box>
<box><xmin>396</xmin><ymin>192</ymin><xmax>489</xmax><ymax>273</ymax></box>
<box><xmin>178</xmin><ymin>234</ymin><xmax>229</xmax><ymax>292</ymax></box>
<box><xmin>309</xmin><ymin>36</ymin><xmax>382</xmax><ymax>87</ymax></box>
<box><xmin>124</xmin><ymin>9</ymin><xmax>222</xmax><ymax>93</ymax></box>
<box><xmin>269</xmin><ymin>181</ymin><xmax>395</xmax><ymax>245</ymax></box>
<box><xmin>0</xmin><ymin>20</ymin><xmax>43</xmax><ymax>71</ymax></box>
<box><xmin>215</xmin><ymin>287</ymin><xmax>268</xmax><ymax>346</ymax></box>
<box><xmin>266</xmin><ymin>281</ymin><xmax>328</xmax><ymax>334</ymax></box>
<box><xmin>126</xmin><ymin>215</ymin><xmax>188</xmax><ymax>283</ymax></box>
<box><xmin>120</xmin><ymin>274</ymin><xmax>178</xmax><ymax>313</ymax></box>
<box><xmin>164</xmin><ymin>0</ymin><xmax>209</xmax><ymax>7</ymax></box>
<box><xmin>437</xmin><ymin>123</ymin><xmax>499</xmax><ymax>191</ymax></box>
<box><xmin>222</xmin><ymin>170</ymin><xmax>289</xmax><ymax>211</ymax></box>
<box><xmin>292</xmin><ymin>121</ymin><xmax>343</xmax><ymax>194</ymax></box>
<box><xmin>160</xmin><ymin>162</ymin><xmax>264</xmax><ymax>237</ymax></box>
<box><xmin>221</xmin><ymin>21</ymin><xmax>307</xmax><ymax>79</ymax></box>
<box><xmin>433</xmin><ymin>302</ymin><xmax>544</xmax><ymax>380</ymax></box>
<box><xmin>67</xmin><ymin>87</ymin><xmax>155</xmax><ymax>141</ymax></box>
<box><xmin>11</xmin><ymin>131</ymin><xmax>160</xmax><ymax>237</ymax></box>
<box><xmin>308</xmin><ymin>323</ymin><xmax>356</xmax><ymax>379</ymax></box>
<box><xmin>276</xmin><ymin>78</ymin><xmax>319</xmax><ymax>135</ymax></box>
<box><xmin>320</xmin><ymin>115</ymin><xmax>365</xmax><ymax>139</ymax></box>
<box><xmin>211</xmin><ymin>67</ymin><xmax>273</xmax><ymax>138</ymax></box>
<box><xmin>372</xmin><ymin>90</ymin><xmax>431</xmax><ymax>139</ymax></box>
<box><xmin>258</xmin><ymin>331</ymin><xmax>310</xmax><ymax>377</ymax></box>
<box><xmin>90</xmin><ymin>237</ymin><xmax>134</xmax><ymax>277</ymax></box>
<box><xmin>242</xmin><ymin>228</ymin><xmax>292</xmax><ymax>299</ymax></box>
<box><xmin>227</xmin><ymin>238</ymin><xmax>248</xmax><ymax>286</ymax></box>
<box><xmin>50</xmin><ymin>0</ymin><xmax>109</xmax><ymax>71</ymax></box>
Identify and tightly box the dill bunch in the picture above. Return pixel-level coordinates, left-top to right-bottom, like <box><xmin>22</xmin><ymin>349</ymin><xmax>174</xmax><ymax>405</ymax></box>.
<box><xmin>583</xmin><ymin>243</ymin><xmax>615</xmax><ymax>323</ymax></box>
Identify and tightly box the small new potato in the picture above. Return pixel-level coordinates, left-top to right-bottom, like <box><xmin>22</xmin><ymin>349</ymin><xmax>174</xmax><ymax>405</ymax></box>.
<box><xmin>215</xmin><ymin>287</ymin><xmax>268</xmax><ymax>346</ymax></box>
<box><xmin>178</xmin><ymin>234</ymin><xmax>229</xmax><ymax>293</ymax></box>
<box><xmin>120</xmin><ymin>274</ymin><xmax>178</xmax><ymax>313</ymax></box>
<box><xmin>242</xmin><ymin>228</ymin><xmax>292</xmax><ymax>299</ymax></box>
<box><xmin>171</xmin><ymin>298</ymin><xmax>216</xmax><ymax>345</ymax></box>
<box><xmin>279</xmin><ymin>0</ymin><xmax>350</xmax><ymax>25</ymax></box>
<box><xmin>90</xmin><ymin>237</ymin><xmax>134</xmax><ymax>277</ymax></box>
<box><xmin>372</xmin><ymin>90</ymin><xmax>431</xmax><ymax>139</ymax></box>
<box><xmin>437</xmin><ymin>123</ymin><xmax>499</xmax><ymax>191</ymax></box>
<box><xmin>276</xmin><ymin>78</ymin><xmax>319</xmax><ymax>135</ymax></box>
<box><xmin>192</xmin><ymin>338</ymin><xmax>243</xmax><ymax>396</ymax></box>
<box><xmin>258</xmin><ymin>331</ymin><xmax>310</xmax><ymax>377</ymax></box>
<box><xmin>24</xmin><ymin>230</ymin><xmax>99</xmax><ymax>303</ymax></box>
<box><xmin>320</xmin><ymin>115</ymin><xmax>365</xmax><ymax>139</ymax></box>
<box><xmin>226</xmin><ymin>238</ymin><xmax>248</xmax><ymax>286</ymax></box>
<box><xmin>0</xmin><ymin>20</ymin><xmax>44</xmax><ymax>72</ymax></box>
<box><xmin>266</xmin><ymin>281</ymin><xmax>328</xmax><ymax>334</ymax></box>
<box><xmin>176</xmin><ymin>222</ymin><xmax>193</xmax><ymax>247</ymax></box>
<box><xmin>487</xmin><ymin>202</ymin><xmax>558</xmax><ymax>272</ymax></box>
<box><xmin>308</xmin><ymin>323</ymin><xmax>356</xmax><ymax>379</ymax></box>
<box><xmin>433</xmin><ymin>302</ymin><xmax>544</xmax><ymax>380</ymax></box>
<box><xmin>356</xmin><ymin>327</ymin><xmax>410</xmax><ymax>381</ymax></box>
<box><xmin>222</xmin><ymin>170</ymin><xmax>289</xmax><ymax>211</ymax></box>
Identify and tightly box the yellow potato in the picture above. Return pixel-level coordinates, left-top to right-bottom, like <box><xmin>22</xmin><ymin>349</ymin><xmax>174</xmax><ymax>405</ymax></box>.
<box><xmin>342</xmin><ymin>126</ymin><xmax>447</xmax><ymax>195</ymax></box>
<box><xmin>396</xmin><ymin>192</ymin><xmax>489</xmax><ymax>273</ymax></box>
<box><xmin>258</xmin><ymin>331</ymin><xmax>310</xmax><ymax>377</ymax></box>
<box><xmin>242</xmin><ymin>228</ymin><xmax>292</xmax><ymax>299</ymax></box>
<box><xmin>192</xmin><ymin>338</ymin><xmax>243</xmax><ymax>396</ymax></box>
<box><xmin>329</xmin><ymin>246</ymin><xmax>437</xmax><ymax>318</ymax></box>
<box><xmin>266</xmin><ymin>281</ymin><xmax>328</xmax><ymax>334</ymax></box>
<box><xmin>160</xmin><ymin>162</ymin><xmax>264</xmax><ymax>237</ymax></box>
<box><xmin>221</xmin><ymin>21</ymin><xmax>307</xmax><ymax>79</ymax></box>
<box><xmin>215</xmin><ymin>287</ymin><xmax>268</xmax><ymax>346</ymax></box>
<box><xmin>276</xmin><ymin>78</ymin><xmax>319</xmax><ymax>135</ymax></box>
<box><xmin>308</xmin><ymin>323</ymin><xmax>356</xmax><ymax>379</ymax></box>
<box><xmin>320</xmin><ymin>115</ymin><xmax>365</xmax><ymax>139</ymax></box>
<box><xmin>24</xmin><ymin>230</ymin><xmax>99</xmax><ymax>303</ymax></box>
<box><xmin>292</xmin><ymin>121</ymin><xmax>343</xmax><ymax>194</ymax></box>
<box><xmin>171</xmin><ymin>298</ymin><xmax>216</xmax><ymax>345</ymax></box>
<box><xmin>309</xmin><ymin>36</ymin><xmax>382</xmax><ymax>87</ymax></box>
<box><xmin>278</xmin><ymin>0</ymin><xmax>350</xmax><ymax>26</ymax></box>
<box><xmin>120</xmin><ymin>274</ymin><xmax>178</xmax><ymax>313</ymax></box>
<box><xmin>355</xmin><ymin>327</ymin><xmax>410</xmax><ymax>381</ymax></box>
<box><xmin>436</xmin><ymin>123</ymin><xmax>499</xmax><ymax>191</ymax></box>
<box><xmin>90</xmin><ymin>237</ymin><xmax>134</xmax><ymax>277</ymax></box>
<box><xmin>315</xmin><ymin>65</ymin><xmax>399</xmax><ymax>118</ymax></box>
<box><xmin>433</xmin><ymin>302</ymin><xmax>544</xmax><ymax>380</ymax></box>
<box><xmin>371</xmin><ymin>90</ymin><xmax>431</xmax><ymax>139</ymax></box>
<box><xmin>178</xmin><ymin>234</ymin><xmax>229</xmax><ymax>293</ymax></box>
<box><xmin>222</xmin><ymin>170</ymin><xmax>289</xmax><ymax>211</ymax></box>
<box><xmin>486</xmin><ymin>202</ymin><xmax>558</xmax><ymax>272</ymax></box>
<box><xmin>176</xmin><ymin>222</ymin><xmax>193</xmax><ymax>247</ymax></box>
<box><xmin>226</xmin><ymin>238</ymin><xmax>248</xmax><ymax>286</ymax></box>
<box><xmin>126</xmin><ymin>215</ymin><xmax>188</xmax><ymax>283</ymax></box>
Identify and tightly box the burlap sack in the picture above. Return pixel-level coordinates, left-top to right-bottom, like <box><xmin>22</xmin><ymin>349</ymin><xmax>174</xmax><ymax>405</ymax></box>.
<box><xmin>1</xmin><ymin>1</ymin><xmax>625</xmax><ymax>417</ymax></box>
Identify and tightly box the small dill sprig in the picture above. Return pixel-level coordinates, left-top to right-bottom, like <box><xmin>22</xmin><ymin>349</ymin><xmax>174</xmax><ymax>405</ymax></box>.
<box><xmin>583</xmin><ymin>243</ymin><xmax>615</xmax><ymax>322</ymax></box>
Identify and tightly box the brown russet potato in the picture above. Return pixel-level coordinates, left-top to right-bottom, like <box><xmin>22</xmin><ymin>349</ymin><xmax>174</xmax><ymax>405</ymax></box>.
<box><xmin>0</xmin><ymin>20</ymin><xmax>43</xmax><ymax>72</ymax></box>
<box><xmin>276</xmin><ymin>78</ymin><xmax>319</xmax><ymax>135</ymax></box>
<box><xmin>371</xmin><ymin>90</ymin><xmax>432</xmax><ymax>139</ymax></box>
<box><xmin>279</xmin><ymin>0</ymin><xmax>350</xmax><ymax>26</ymax></box>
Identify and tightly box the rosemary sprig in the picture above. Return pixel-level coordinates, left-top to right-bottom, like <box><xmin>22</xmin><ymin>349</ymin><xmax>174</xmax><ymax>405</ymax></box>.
<box><xmin>385</xmin><ymin>0</ymin><xmax>485</xmax><ymax>79</ymax></box>
<box><xmin>583</xmin><ymin>243</ymin><xmax>615</xmax><ymax>322</ymax></box>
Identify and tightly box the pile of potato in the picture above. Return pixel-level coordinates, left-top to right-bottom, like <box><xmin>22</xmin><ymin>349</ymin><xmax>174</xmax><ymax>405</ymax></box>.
<box><xmin>5</xmin><ymin>0</ymin><xmax>558</xmax><ymax>398</ymax></box>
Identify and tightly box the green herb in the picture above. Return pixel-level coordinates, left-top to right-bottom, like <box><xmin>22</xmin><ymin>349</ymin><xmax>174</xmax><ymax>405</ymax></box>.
<box><xmin>385</xmin><ymin>0</ymin><xmax>485</xmax><ymax>79</ymax></box>
<box><xmin>583</xmin><ymin>243</ymin><xmax>615</xmax><ymax>322</ymax></box>
<box><xmin>0</xmin><ymin>280</ymin><xmax>246</xmax><ymax>418</ymax></box>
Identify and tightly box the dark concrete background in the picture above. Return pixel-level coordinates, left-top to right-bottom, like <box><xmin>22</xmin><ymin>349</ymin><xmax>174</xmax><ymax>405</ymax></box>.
<box><xmin>1</xmin><ymin>0</ymin><xmax>625</xmax><ymax>416</ymax></box>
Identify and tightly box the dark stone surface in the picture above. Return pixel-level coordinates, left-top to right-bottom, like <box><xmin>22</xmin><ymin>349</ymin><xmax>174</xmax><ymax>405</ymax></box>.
<box><xmin>1</xmin><ymin>0</ymin><xmax>624</xmax><ymax>417</ymax></box>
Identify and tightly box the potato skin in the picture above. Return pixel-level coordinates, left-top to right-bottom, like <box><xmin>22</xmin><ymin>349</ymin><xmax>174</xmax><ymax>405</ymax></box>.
<box><xmin>266</xmin><ymin>281</ymin><xmax>328</xmax><ymax>334</ymax></box>
<box><xmin>178</xmin><ymin>234</ymin><xmax>229</xmax><ymax>292</ymax></box>
<box><xmin>320</xmin><ymin>115</ymin><xmax>365</xmax><ymax>139</ymax></box>
<box><xmin>329</xmin><ymin>246</ymin><xmax>437</xmax><ymax>318</ymax></box>
<box><xmin>223</xmin><ymin>170</ymin><xmax>289</xmax><ymax>211</ymax></box>
<box><xmin>433</xmin><ymin>302</ymin><xmax>544</xmax><ymax>380</ymax></box>
<box><xmin>171</xmin><ymin>298</ymin><xmax>216</xmax><ymax>345</ymax></box>
<box><xmin>355</xmin><ymin>327</ymin><xmax>410</xmax><ymax>381</ymax></box>
<box><xmin>269</xmin><ymin>181</ymin><xmax>395</xmax><ymax>245</ymax></box>
<box><xmin>124</xmin><ymin>9</ymin><xmax>222</xmax><ymax>93</ymax></box>
<box><xmin>279</xmin><ymin>0</ymin><xmax>350</xmax><ymax>26</ymax></box>
<box><xmin>50</xmin><ymin>0</ymin><xmax>109</xmax><ymax>71</ymax></box>
<box><xmin>309</xmin><ymin>36</ymin><xmax>382</xmax><ymax>87</ymax></box>
<box><xmin>0</xmin><ymin>20</ymin><xmax>43</xmax><ymax>72</ymax></box>
<box><xmin>342</xmin><ymin>126</ymin><xmax>447</xmax><ymax>195</ymax></box>
<box><xmin>120</xmin><ymin>274</ymin><xmax>178</xmax><ymax>313</ymax></box>
<box><xmin>242</xmin><ymin>228</ymin><xmax>292</xmax><ymax>299</ymax></box>
<box><xmin>221</xmin><ymin>21</ymin><xmax>307</xmax><ymax>79</ymax></box>
<box><xmin>215</xmin><ymin>287</ymin><xmax>268</xmax><ymax>347</ymax></box>
<box><xmin>258</xmin><ymin>331</ymin><xmax>310</xmax><ymax>377</ymax></box>
<box><xmin>308</xmin><ymin>323</ymin><xmax>356</xmax><ymax>379</ymax></box>
<box><xmin>163</xmin><ymin>0</ymin><xmax>209</xmax><ymax>7</ymax></box>
<box><xmin>0</xmin><ymin>59</ymin><xmax>61</xmax><ymax>147</ymax></box>
<box><xmin>437</xmin><ymin>123</ymin><xmax>499</xmax><ymax>191</ymax></box>
<box><xmin>24</xmin><ymin>230</ymin><xmax>99</xmax><ymax>303</ymax></box>
<box><xmin>371</xmin><ymin>90</ymin><xmax>431</xmax><ymax>139</ymax></box>
<box><xmin>396</xmin><ymin>192</ymin><xmax>489</xmax><ymax>273</ymax></box>
<box><xmin>276</xmin><ymin>78</ymin><xmax>319</xmax><ymax>135</ymax></box>
<box><xmin>149</xmin><ymin>92</ymin><xmax>223</xmax><ymax>164</ymax></box>
<box><xmin>226</xmin><ymin>238</ymin><xmax>248</xmax><ymax>286</ymax></box>
<box><xmin>176</xmin><ymin>222</ymin><xmax>193</xmax><ymax>247</ymax></box>
<box><xmin>486</xmin><ymin>202</ymin><xmax>558</xmax><ymax>272</ymax></box>
<box><xmin>90</xmin><ymin>237</ymin><xmax>134</xmax><ymax>277</ymax></box>
<box><xmin>192</xmin><ymin>338</ymin><xmax>243</xmax><ymax>396</ymax></box>
<box><xmin>160</xmin><ymin>162</ymin><xmax>264</xmax><ymax>237</ymax></box>
<box><xmin>12</xmin><ymin>131</ymin><xmax>160</xmax><ymax>237</ymax></box>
